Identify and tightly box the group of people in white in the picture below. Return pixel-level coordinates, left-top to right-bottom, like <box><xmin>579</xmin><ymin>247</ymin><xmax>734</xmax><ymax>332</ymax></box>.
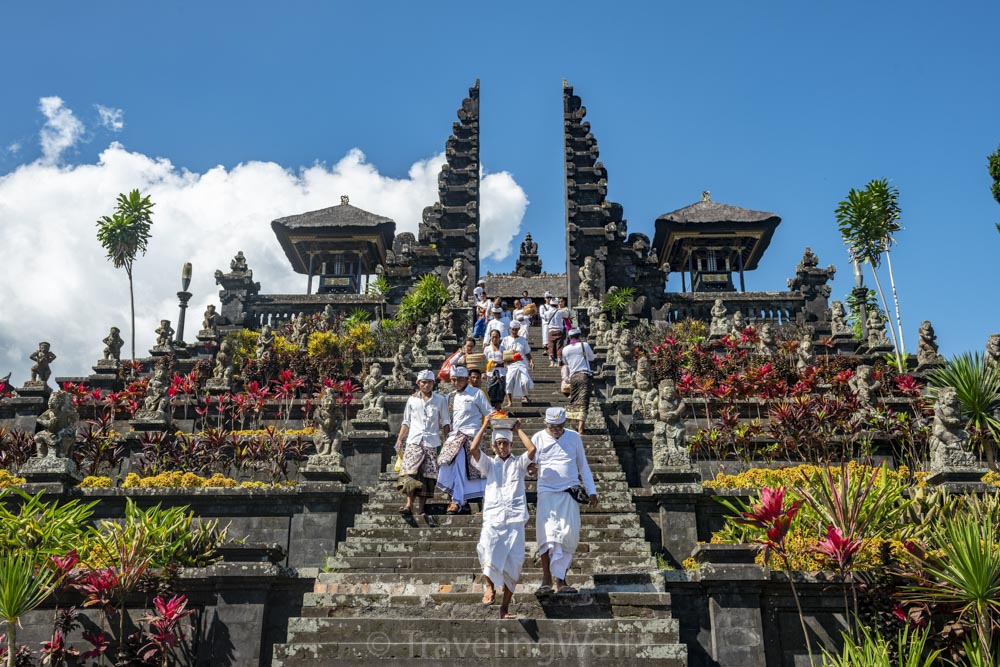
<box><xmin>395</xmin><ymin>366</ymin><xmax>598</xmax><ymax>619</ymax></box>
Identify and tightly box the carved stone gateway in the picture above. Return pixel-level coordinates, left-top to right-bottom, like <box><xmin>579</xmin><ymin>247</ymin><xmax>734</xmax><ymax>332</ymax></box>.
<box><xmin>787</xmin><ymin>247</ymin><xmax>836</xmax><ymax>324</ymax></box>
<box><xmin>514</xmin><ymin>233</ymin><xmax>542</xmax><ymax>277</ymax></box>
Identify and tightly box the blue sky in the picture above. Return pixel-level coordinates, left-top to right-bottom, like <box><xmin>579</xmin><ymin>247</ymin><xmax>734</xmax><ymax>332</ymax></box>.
<box><xmin>1</xmin><ymin>1</ymin><xmax>998</xmax><ymax>378</ymax></box>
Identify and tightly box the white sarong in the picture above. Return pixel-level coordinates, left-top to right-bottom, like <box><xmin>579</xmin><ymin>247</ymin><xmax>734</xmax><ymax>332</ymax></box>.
<box><xmin>478</xmin><ymin>520</ymin><xmax>527</xmax><ymax>591</ymax></box>
<box><xmin>536</xmin><ymin>490</ymin><xmax>580</xmax><ymax>581</ymax></box>
<box><xmin>505</xmin><ymin>361</ymin><xmax>534</xmax><ymax>399</ymax></box>
<box><xmin>436</xmin><ymin>445</ymin><xmax>486</xmax><ymax>505</ymax></box>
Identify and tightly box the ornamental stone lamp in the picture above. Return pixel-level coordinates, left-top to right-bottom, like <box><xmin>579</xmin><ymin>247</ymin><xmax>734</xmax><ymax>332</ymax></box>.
<box><xmin>175</xmin><ymin>262</ymin><xmax>193</xmax><ymax>344</ymax></box>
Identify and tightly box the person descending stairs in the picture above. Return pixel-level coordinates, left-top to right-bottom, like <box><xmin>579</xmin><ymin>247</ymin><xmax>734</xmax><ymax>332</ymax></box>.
<box><xmin>272</xmin><ymin>320</ymin><xmax>688</xmax><ymax>665</ymax></box>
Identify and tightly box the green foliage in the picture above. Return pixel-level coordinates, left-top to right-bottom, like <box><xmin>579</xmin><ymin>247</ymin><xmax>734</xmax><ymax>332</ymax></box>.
<box><xmin>820</xmin><ymin>624</ymin><xmax>941</xmax><ymax>667</ymax></box>
<box><xmin>927</xmin><ymin>353</ymin><xmax>1000</xmax><ymax>447</ymax></box>
<box><xmin>989</xmin><ymin>145</ymin><xmax>1000</xmax><ymax>234</ymax></box>
<box><xmin>365</xmin><ymin>274</ymin><xmax>391</xmax><ymax>298</ymax></box>
<box><xmin>396</xmin><ymin>274</ymin><xmax>449</xmax><ymax>326</ymax></box>
<box><xmin>796</xmin><ymin>464</ymin><xmax>905</xmax><ymax>543</ymax></box>
<box><xmin>0</xmin><ymin>489</ymin><xmax>96</xmax><ymax>558</ymax></box>
<box><xmin>342</xmin><ymin>307</ymin><xmax>372</xmax><ymax>331</ymax></box>
<box><xmin>836</xmin><ymin>178</ymin><xmax>902</xmax><ymax>268</ymax></box>
<box><xmin>95</xmin><ymin>189</ymin><xmax>155</xmax><ymax>273</ymax></box>
<box><xmin>845</xmin><ymin>288</ymin><xmax>884</xmax><ymax>341</ymax></box>
<box><xmin>0</xmin><ymin>553</ymin><xmax>60</xmax><ymax>664</ymax></box>
<box><xmin>602</xmin><ymin>286</ymin><xmax>637</xmax><ymax>321</ymax></box>
<box><xmin>225</xmin><ymin>329</ymin><xmax>259</xmax><ymax>365</ymax></box>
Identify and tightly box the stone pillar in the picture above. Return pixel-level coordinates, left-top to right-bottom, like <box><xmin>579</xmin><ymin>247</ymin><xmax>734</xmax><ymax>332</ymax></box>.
<box><xmin>694</xmin><ymin>545</ymin><xmax>767</xmax><ymax>667</ymax></box>
<box><xmin>652</xmin><ymin>479</ymin><xmax>703</xmax><ymax>567</ymax></box>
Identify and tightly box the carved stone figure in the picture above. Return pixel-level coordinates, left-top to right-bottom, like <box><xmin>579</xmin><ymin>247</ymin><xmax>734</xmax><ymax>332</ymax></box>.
<box><xmin>756</xmin><ymin>324</ymin><xmax>775</xmax><ymax>357</ymax></box>
<box><xmin>33</xmin><ymin>390</ymin><xmax>78</xmax><ymax>458</ymax></box>
<box><xmin>594</xmin><ymin>312</ymin><xmax>611</xmax><ymax>348</ymax></box>
<box><xmin>796</xmin><ymin>333</ymin><xmax>815</xmax><ymax>370</ymax></box>
<box><xmin>322</xmin><ymin>304</ymin><xmax>336</xmax><ymax>330</ymax></box>
<box><xmin>614</xmin><ymin>328</ymin><xmax>635</xmax><ymax>389</ymax></box>
<box><xmin>578</xmin><ymin>256</ymin><xmax>601</xmax><ymax>307</ymax></box>
<box><xmin>848</xmin><ymin>364</ymin><xmax>881</xmax><ymax>411</ymax></box>
<box><xmin>102</xmin><ymin>328</ymin><xmax>124</xmax><ymax>362</ymax></box>
<box><xmin>917</xmin><ymin>320</ymin><xmax>944</xmax><ymax>367</ymax></box>
<box><xmin>201</xmin><ymin>305</ymin><xmax>219</xmax><ymax>338</ymax></box>
<box><xmin>830</xmin><ymin>301</ymin><xmax>850</xmax><ymax>336</ymax></box>
<box><xmin>155</xmin><ymin>320</ymin><xmax>175</xmax><ymax>348</ymax></box>
<box><xmin>439</xmin><ymin>303</ymin><xmax>454</xmax><ymax>339</ymax></box>
<box><xmin>631</xmin><ymin>358</ymin><xmax>657</xmax><ymax>420</ymax></box>
<box><xmin>211</xmin><ymin>339</ymin><xmax>235</xmax><ymax>383</ymax></box>
<box><xmin>447</xmin><ymin>258</ymin><xmax>469</xmax><ymax>303</ymax></box>
<box><xmin>358</xmin><ymin>362</ymin><xmax>388</xmax><ymax>421</ymax></box>
<box><xmin>730</xmin><ymin>311</ymin><xmax>746</xmax><ymax>339</ymax></box>
<box><xmin>866</xmin><ymin>310</ymin><xmax>890</xmax><ymax>348</ymax></box>
<box><xmin>412</xmin><ymin>324</ymin><xmax>430</xmax><ymax>365</ymax></box>
<box><xmin>290</xmin><ymin>313</ymin><xmax>309</xmax><ymax>349</ymax></box>
<box><xmin>256</xmin><ymin>325</ymin><xmax>275</xmax><ymax>358</ymax></box>
<box><xmin>426</xmin><ymin>314</ymin><xmax>444</xmax><ymax>349</ymax></box>
<box><xmin>230</xmin><ymin>251</ymin><xmax>251</xmax><ymax>275</ymax></box>
<box><xmin>29</xmin><ymin>342</ymin><xmax>56</xmax><ymax>383</ymax></box>
<box><xmin>652</xmin><ymin>379</ymin><xmax>690</xmax><ymax>468</ymax></box>
<box><xmin>312</xmin><ymin>387</ymin><xmax>345</xmax><ymax>466</ymax></box>
<box><xmin>392</xmin><ymin>343</ymin><xmax>413</xmax><ymax>386</ymax></box>
<box><xmin>709</xmin><ymin>299</ymin><xmax>730</xmax><ymax>337</ymax></box>
<box><xmin>136</xmin><ymin>365</ymin><xmax>171</xmax><ymax>424</ymax></box>
<box><xmin>929</xmin><ymin>387</ymin><xmax>977</xmax><ymax>471</ymax></box>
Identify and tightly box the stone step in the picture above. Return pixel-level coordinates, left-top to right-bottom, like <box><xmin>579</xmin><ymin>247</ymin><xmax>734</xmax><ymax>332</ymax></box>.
<box><xmin>349</xmin><ymin>512</ymin><xmax>645</xmax><ymax>529</ymax></box>
<box><xmin>336</xmin><ymin>540</ymin><xmax>651</xmax><ymax>556</ymax></box>
<box><xmin>311</xmin><ymin>571</ymin><xmax>662</xmax><ymax>592</ymax></box>
<box><xmin>377</xmin><ymin>470</ymin><xmax>628</xmax><ymax>483</ymax></box>
<box><xmin>284</xmin><ymin>615</ymin><xmax>680</xmax><ymax>644</ymax></box>
<box><xmin>345</xmin><ymin>526</ymin><xmax>640</xmax><ymax>541</ymax></box>
<box><xmin>325</xmin><ymin>554</ymin><xmax>658</xmax><ymax>573</ymax></box>
<box><xmin>358</xmin><ymin>502</ymin><xmax>640</xmax><ymax>516</ymax></box>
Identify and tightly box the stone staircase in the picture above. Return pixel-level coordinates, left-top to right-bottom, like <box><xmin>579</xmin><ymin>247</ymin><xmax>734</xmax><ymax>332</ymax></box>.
<box><xmin>272</xmin><ymin>326</ymin><xmax>687</xmax><ymax>665</ymax></box>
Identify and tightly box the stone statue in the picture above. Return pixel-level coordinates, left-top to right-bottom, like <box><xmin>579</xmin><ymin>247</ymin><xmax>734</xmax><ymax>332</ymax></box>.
<box><xmin>730</xmin><ymin>311</ymin><xmax>746</xmax><ymax>339</ymax></box>
<box><xmin>929</xmin><ymin>387</ymin><xmax>977</xmax><ymax>471</ymax></box>
<box><xmin>155</xmin><ymin>320</ymin><xmax>174</xmax><ymax>347</ymax></box>
<box><xmin>392</xmin><ymin>343</ymin><xmax>413</xmax><ymax>386</ymax></box>
<box><xmin>447</xmin><ymin>258</ymin><xmax>469</xmax><ymax>303</ymax></box>
<box><xmin>33</xmin><ymin>390</ymin><xmax>78</xmax><ymax>458</ymax></box>
<box><xmin>917</xmin><ymin>320</ymin><xmax>944</xmax><ymax>367</ymax></box>
<box><xmin>290</xmin><ymin>313</ymin><xmax>309</xmax><ymax>349</ymax></box>
<box><xmin>426</xmin><ymin>314</ymin><xmax>443</xmax><ymax>348</ymax></box>
<box><xmin>652</xmin><ymin>379</ymin><xmax>690</xmax><ymax>468</ymax></box>
<box><xmin>312</xmin><ymin>387</ymin><xmax>345</xmax><ymax>466</ymax></box>
<box><xmin>322</xmin><ymin>304</ymin><xmax>336</xmax><ymax>330</ymax></box>
<box><xmin>578</xmin><ymin>256</ymin><xmax>601</xmax><ymax>307</ymax></box>
<box><xmin>848</xmin><ymin>364</ymin><xmax>881</xmax><ymax>412</ymax></box>
<box><xmin>830</xmin><ymin>301</ymin><xmax>850</xmax><ymax>336</ymax></box>
<box><xmin>201</xmin><ymin>305</ymin><xmax>219</xmax><ymax>338</ymax></box>
<box><xmin>29</xmin><ymin>342</ymin><xmax>56</xmax><ymax>383</ymax></box>
<box><xmin>439</xmin><ymin>302</ymin><xmax>455</xmax><ymax>339</ymax></box>
<box><xmin>136</xmin><ymin>365</ymin><xmax>171</xmax><ymax>424</ymax></box>
<box><xmin>594</xmin><ymin>312</ymin><xmax>611</xmax><ymax>348</ymax></box>
<box><xmin>102</xmin><ymin>327</ymin><xmax>124</xmax><ymax>362</ymax></box>
<box><xmin>211</xmin><ymin>339</ymin><xmax>235</xmax><ymax>383</ymax></box>
<box><xmin>756</xmin><ymin>324</ymin><xmax>775</xmax><ymax>357</ymax></box>
<box><xmin>987</xmin><ymin>335</ymin><xmax>1000</xmax><ymax>371</ymax></box>
<box><xmin>709</xmin><ymin>299</ymin><xmax>730</xmax><ymax>337</ymax></box>
<box><xmin>614</xmin><ymin>327</ymin><xmax>635</xmax><ymax>389</ymax></box>
<box><xmin>256</xmin><ymin>325</ymin><xmax>275</xmax><ymax>358</ymax></box>
<box><xmin>867</xmin><ymin>310</ymin><xmax>890</xmax><ymax>348</ymax></box>
<box><xmin>359</xmin><ymin>362</ymin><xmax>388</xmax><ymax>421</ymax></box>
<box><xmin>631</xmin><ymin>358</ymin><xmax>657</xmax><ymax>420</ymax></box>
<box><xmin>412</xmin><ymin>324</ymin><xmax>429</xmax><ymax>365</ymax></box>
<box><xmin>796</xmin><ymin>332</ymin><xmax>815</xmax><ymax>370</ymax></box>
<box><xmin>230</xmin><ymin>251</ymin><xmax>251</xmax><ymax>276</ymax></box>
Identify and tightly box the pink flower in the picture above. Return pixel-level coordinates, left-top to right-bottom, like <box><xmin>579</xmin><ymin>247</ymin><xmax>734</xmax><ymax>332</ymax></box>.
<box><xmin>51</xmin><ymin>550</ymin><xmax>80</xmax><ymax>577</ymax></box>
<box><xmin>813</xmin><ymin>525</ymin><xmax>863</xmax><ymax>571</ymax></box>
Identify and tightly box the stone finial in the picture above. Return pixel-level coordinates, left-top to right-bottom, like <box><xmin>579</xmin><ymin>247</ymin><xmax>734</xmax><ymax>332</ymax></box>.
<box><xmin>701</xmin><ymin>190</ymin><xmax>711</xmax><ymax>202</ymax></box>
<box><xmin>340</xmin><ymin>195</ymin><xmax>349</xmax><ymax>206</ymax></box>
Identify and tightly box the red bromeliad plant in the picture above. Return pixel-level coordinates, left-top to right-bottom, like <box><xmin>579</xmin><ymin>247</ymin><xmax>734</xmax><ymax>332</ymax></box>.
<box><xmin>140</xmin><ymin>595</ymin><xmax>194</xmax><ymax>666</ymax></box>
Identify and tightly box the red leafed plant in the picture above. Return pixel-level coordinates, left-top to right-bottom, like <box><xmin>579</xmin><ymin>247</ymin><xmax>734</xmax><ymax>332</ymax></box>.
<box><xmin>140</xmin><ymin>595</ymin><xmax>195</xmax><ymax>665</ymax></box>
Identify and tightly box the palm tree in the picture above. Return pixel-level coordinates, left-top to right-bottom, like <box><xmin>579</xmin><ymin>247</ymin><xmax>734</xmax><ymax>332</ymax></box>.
<box><xmin>835</xmin><ymin>179</ymin><xmax>905</xmax><ymax>370</ymax></box>
<box><xmin>988</xmin><ymin>145</ymin><xmax>1000</xmax><ymax>233</ymax></box>
<box><xmin>0</xmin><ymin>554</ymin><xmax>59</xmax><ymax>667</ymax></box>
<box><xmin>96</xmin><ymin>189</ymin><xmax>155</xmax><ymax>361</ymax></box>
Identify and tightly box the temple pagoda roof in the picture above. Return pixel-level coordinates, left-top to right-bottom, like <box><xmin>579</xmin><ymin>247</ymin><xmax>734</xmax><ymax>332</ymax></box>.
<box><xmin>271</xmin><ymin>197</ymin><xmax>396</xmax><ymax>274</ymax></box>
<box><xmin>652</xmin><ymin>196</ymin><xmax>781</xmax><ymax>272</ymax></box>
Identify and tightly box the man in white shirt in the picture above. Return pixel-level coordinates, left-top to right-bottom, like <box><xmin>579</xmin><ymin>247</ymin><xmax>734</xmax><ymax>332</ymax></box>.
<box><xmin>532</xmin><ymin>407</ymin><xmax>598</xmax><ymax>596</ymax></box>
<box><xmin>547</xmin><ymin>297</ymin><xmax>571</xmax><ymax>365</ymax></box>
<box><xmin>540</xmin><ymin>292</ymin><xmax>556</xmax><ymax>351</ymax></box>
<box><xmin>395</xmin><ymin>370</ymin><xmax>451</xmax><ymax>516</ymax></box>
<box><xmin>437</xmin><ymin>366</ymin><xmax>493</xmax><ymax>514</ymax></box>
<box><xmin>501</xmin><ymin>321</ymin><xmax>534</xmax><ymax>407</ymax></box>
<box><xmin>561</xmin><ymin>328</ymin><xmax>596</xmax><ymax>434</ymax></box>
<box><xmin>519</xmin><ymin>290</ymin><xmax>533</xmax><ymax>309</ymax></box>
<box><xmin>484</xmin><ymin>307</ymin><xmax>509</xmax><ymax>340</ymax></box>
<box><xmin>473</xmin><ymin>280</ymin><xmax>486</xmax><ymax>303</ymax></box>
<box><xmin>470</xmin><ymin>416</ymin><xmax>536</xmax><ymax>619</ymax></box>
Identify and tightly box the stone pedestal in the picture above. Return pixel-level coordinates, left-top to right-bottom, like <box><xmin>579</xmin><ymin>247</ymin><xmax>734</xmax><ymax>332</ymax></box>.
<box><xmin>927</xmin><ymin>466</ymin><xmax>991</xmax><ymax>492</ymax></box>
<box><xmin>205</xmin><ymin>378</ymin><xmax>233</xmax><ymax>393</ymax></box>
<box><xmin>19</xmin><ymin>456</ymin><xmax>83</xmax><ymax>492</ymax></box>
<box><xmin>649</xmin><ymin>466</ymin><xmax>701</xmax><ymax>485</ymax></box>
<box><xmin>18</xmin><ymin>381</ymin><xmax>50</xmax><ymax>398</ymax></box>
<box><xmin>829</xmin><ymin>333</ymin><xmax>857</xmax><ymax>356</ymax></box>
<box><xmin>130</xmin><ymin>417</ymin><xmax>172</xmax><ymax>432</ymax></box>
<box><xmin>344</xmin><ymin>419</ymin><xmax>391</xmax><ymax>489</ymax></box>
<box><xmin>302</xmin><ymin>455</ymin><xmax>351</xmax><ymax>483</ymax></box>
<box><xmin>197</xmin><ymin>329</ymin><xmax>220</xmax><ymax>343</ymax></box>
<box><xmin>93</xmin><ymin>359</ymin><xmax>119</xmax><ymax>375</ymax></box>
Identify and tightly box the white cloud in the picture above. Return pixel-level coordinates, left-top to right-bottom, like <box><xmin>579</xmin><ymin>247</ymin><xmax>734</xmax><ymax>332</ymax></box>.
<box><xmin>0</xmin><ymin>101</ymin><xmax>528</xmax><ymax>384</ymax></box>
<box><xmin>6</xmin><ymin>143</ymin><xmax>21</xmax><ymax>155</ymax></box>
<box><xmin>38</xmin><ymin>96</ymin><xmax>85</xmax><ymax>164</ymax></box>
<box><xmin>96</xmin><ymin>105</ymin><xmax>125</xmax><ymax>132</ymax></box>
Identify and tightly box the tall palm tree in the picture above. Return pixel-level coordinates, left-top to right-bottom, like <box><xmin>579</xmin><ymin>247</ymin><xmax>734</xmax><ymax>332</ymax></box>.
<box><xmin>96</xmin><ymin>189</ymin><xmax>155</xmax><ymax>361</ymax></box>
<box><xmin>989</xmin><ymin>144</ymin><xmax>1000</xmax><ymax>233</ymax></box>
<box><xmin>835</xmin><ymin>178</ymin><xmax>905</xmax><ymax>370</ymax></box>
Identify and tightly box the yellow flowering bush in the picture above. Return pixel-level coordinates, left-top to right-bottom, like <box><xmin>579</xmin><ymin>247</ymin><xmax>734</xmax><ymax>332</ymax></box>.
<box><xmin>120</xmin><ymin>471</ymin><xmax>296</xmax><ymax>489</ymax></box>
<box><xmin>343</xmin><ymin>322</ymin><xmax>375</xmax><ymax>356</ymax></box>
<box><xmin>307</xmin><ymin>331</ymin><xmax>341</xmax><ymax>358</ymax></box>
<box><xmin>273</xmin><ymin>335</ymin><xmax>299</xmax><ymax>354</ymax></box>
<box><xmin>79</xmin><ymin>476</ymin><xmax>113</xmax><ymax>488</ymax></box>
<box><xmin>226</xmin><ymin>329</ymin><xmax>259</xmax><ymax>362</ymax></box>
<box><xmin>681</xmin><ymin>557</ymin><xmax>699</xmax><ymax>571</ymax></box>
<box><xmin>704</xmin><ymin>462</ymin><xmax>922</xmax><ymax>490</ymax></box>
<box><xmin>0</xmin><ymin>469</ymin><xmax>26</xmax><ymax>488</ymax></box>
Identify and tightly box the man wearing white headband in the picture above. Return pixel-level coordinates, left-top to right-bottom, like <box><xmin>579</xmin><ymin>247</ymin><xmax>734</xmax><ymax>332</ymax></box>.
<box><xmin>540</xmin><ymin>294</ymin><xmax>557</xmax><ymax>353</ymax></box>
<box><xmin>501</xmin><ymin>320</ymin><xmax>534</xmax><ymax>407</ymax></box>
<box><xmin>484</xmin><ymin>307</ymin><xmax>509</xmax><ymax>340</ymax></box>
<box><xmin>469</xmin><ymin>416</ymin><xmax>536</xmax><ymax>619</ymax></box>
<box><xmin>532</xmin><ymin>407</ymin><xmax>597</xmax><ymax>596</ymax></box>
<box><xmin>562</xmin><ymin>327</ymin><xmax>596</xmax><ymax>434</ymax></box>
<box><xmin>395</xmin><ymin>369</ymin><xmax>451</xmax><ymax>516</ymax></box>
<box><xmin>436</xmin><ymin>365</ymin><xmax>492</xmax><ymax>514</ymax></box>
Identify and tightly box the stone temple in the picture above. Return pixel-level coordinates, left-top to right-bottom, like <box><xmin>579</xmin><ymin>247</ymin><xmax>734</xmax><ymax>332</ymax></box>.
<box><xmin>0</xmin><ymin>80</ymin><xmax>986</xmax><ymax>666</ymax></box>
